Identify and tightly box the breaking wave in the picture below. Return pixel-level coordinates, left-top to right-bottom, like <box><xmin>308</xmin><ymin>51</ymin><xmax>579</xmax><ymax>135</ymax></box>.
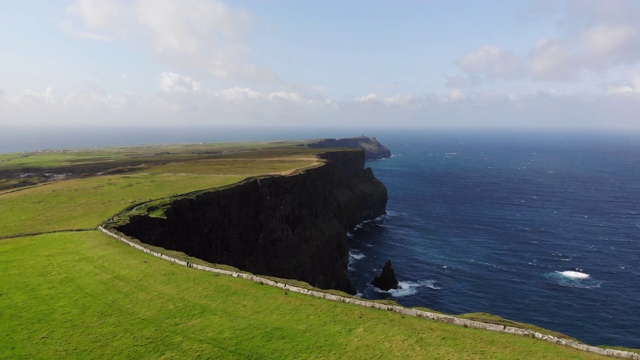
<box><xmin>559</xmin><ymin>270</ymin><xmax>590</xmax><ymax>279</ymax></box>
<box><xmin>373</xmin><ymin>280</ymin><xmax>441</xmax><ymax>298</ymax></box>
<box><xmin>545</xmin><ymin>269</ymin><xmax>602</xmax><ymax>288</ymax></box>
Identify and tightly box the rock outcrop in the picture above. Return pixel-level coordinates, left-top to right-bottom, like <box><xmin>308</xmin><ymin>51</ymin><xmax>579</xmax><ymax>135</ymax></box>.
<box><xmin>371</xmin><ymin>260</ymin><xmax>400</xmax><ymax>291</ymax></box>
<box><xmin>116</xmin><ymin>150</ymin><xmax>387</xmax><ymax>294</ymax></box>
<box><xmin>308</xmin><ymin>136</ymin><xmax>391</xmax><ymax>160</ymax></box>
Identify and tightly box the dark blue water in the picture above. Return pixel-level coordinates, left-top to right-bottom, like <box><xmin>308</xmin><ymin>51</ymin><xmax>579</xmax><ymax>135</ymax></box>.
<box><xmin>348</xmin><ymin>130</ymin><xmax>640</xmax><ymax>348</ymax></box>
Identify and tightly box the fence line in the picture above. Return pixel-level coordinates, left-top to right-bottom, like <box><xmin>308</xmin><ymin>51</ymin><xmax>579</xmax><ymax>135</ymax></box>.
<box><xmin>97</xmin><ymin>225</ymin><xmax>638</xmax><ymax>360</ymax></box>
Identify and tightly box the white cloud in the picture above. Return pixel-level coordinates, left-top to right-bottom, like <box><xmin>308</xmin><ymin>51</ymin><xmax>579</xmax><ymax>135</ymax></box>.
<box><xmin>445</xmin><ymin>76</ymin><xmax>469</xmax><ymax>88</ymax></box>
<box><xmin>58</xmin><ymin>19</ymin><xmax>114</xmax><ymax>41</ymax></box>
<box><xmin>62</xmin><ymin>91</ymin><xmax>135</xmax><ymax>110</ymax></box>
<box><xmin>65</xmin><ymin>0</ymin><xmax>274</xmax><ymax>82</ymax></box>
<box><xmin>268</xmin><ymin>91</ymin><xmax>302</xmax><ymax>103</ymax></box>
<box><xmin>136</xmin><ymin>0</ymin><xmax>250</xmax><ymax>54</ymax></box>
<box><xmin>529</xmin><ymin>39</ymin><xmax>576</xmax><ymax>81</ymax></box>
<box><xmin>448</xmin><ymin>89</ymin><xmax>467</xmax><ymax>102</ymax></box>
<box><xmin>456</xmin><ymin>1</ymin><xmax>640</xmax><ymax>84</ymax></box>
<box><xmin>348</xmin><ymin>93</ymin><xmax>418</xmax><ymax>108</ymax></box>
<box><xmin>356</xmin><ymin>93</ymin><xmax>379</xmax><ymax>102</ymax></box>
<box><xmin>2</xmin><ymin>84</ymin><xmax>640</xmax><ymax>130</ymax></box>
<box><xmin>581</xmin><ymin>25</ymin><xmax>637</xmax><ymax>56</ymax></box>
<box><xmin>608</xmin><ymin>75</ymin><xmax>640</xmax><ymax>94</ymax></box>
<box><xmin>159</xmin><ymin>72</ymin><xmax>202</xmax><ymax>93</ymax></box>
<box><xmin>579</xmin><ymin>25</ymin><xmax>640</xmax><ymax>69</ymax></box>
<box><xmin>9</xmin><ymin>87</ymin><xmax>57</xmax><ymax>107</ymax></box>
<box><xmin>457</xmin><ymin>46</ymin><xmax>522</xmax><ymax>79</ymax></box>
<box><xmin>215</xmin><ymin>87</ymin><xmax>264</xmax><ymax>102</ymax></box>
<box><xmin>67</xmin><ymin>0</ymin><xmax>123</xmax><ymax>28</ymax></box>
<box><xmin>0</xmin><ymin>87</ymin><xmax>142</xmax><ymax>127</ymax></box>
<box><xmin>383</xmin><ymin>94</ymin><xmax>415</xmax><ymax>106</ymax></box>
<box><xmin>608</xmin><ymin>85</ymin><xmax>635</xmax><ymax>94</ymax></box>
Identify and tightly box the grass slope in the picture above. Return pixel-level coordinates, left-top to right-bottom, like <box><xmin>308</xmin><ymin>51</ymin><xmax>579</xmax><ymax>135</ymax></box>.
<box><xmin>0</xmin><ymin>174</ymin><xmax>244</xmax><ymax>237</ymax></box>
<box><xmin>0</xmin><ymin>232</ymin><xmax>609</xmax><ymax>360</ymax></box>
<box><xmin>0</xmin><ymin>143</ymin><xmax>321</xmax><ymax>237</ymax></box>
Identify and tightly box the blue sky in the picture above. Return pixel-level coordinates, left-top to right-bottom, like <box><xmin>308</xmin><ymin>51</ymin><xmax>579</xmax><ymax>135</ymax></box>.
<box><xmin>2</xmin><ymin>0</ymin><xmax>640</xmax><ymax>131</ymax></box>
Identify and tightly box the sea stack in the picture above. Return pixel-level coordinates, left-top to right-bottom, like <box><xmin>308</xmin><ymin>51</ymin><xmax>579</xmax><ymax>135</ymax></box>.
<box><xmin>371</xmin><ymin>260</ymin><xmax>400</xmax><ymax>291</ymax></box>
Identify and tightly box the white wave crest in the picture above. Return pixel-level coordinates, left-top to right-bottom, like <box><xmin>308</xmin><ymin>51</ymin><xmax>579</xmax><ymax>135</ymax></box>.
<box><xmin>375</xmin><ymin>280</ymin><xmax>441</xmax><ymax>298</ymax></box>
<box><xmin>545</xmin><ymin>270</ymin><xmax>601</xmax><ymax>288</ymax></box>
<box><xmin>389</xmin><ymin>284</ymin><xmax>418</xmax><ymax>297</ymax></box>
<box><xmin>348</xmin><ymin>251</ymin><xmax>366</xmax><ymax>271</ymax></box>
<box><xmin>559</xmin><ymin>270</ymin><xmax>590</xmax><ymax>279</ymax></box>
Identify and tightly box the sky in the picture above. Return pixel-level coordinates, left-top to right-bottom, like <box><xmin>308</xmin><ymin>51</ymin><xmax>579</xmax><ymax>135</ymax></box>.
<box><xmin>2</xmin><ymin>0</ymin><xmax>640</xmax><ymax>132</ymax></box>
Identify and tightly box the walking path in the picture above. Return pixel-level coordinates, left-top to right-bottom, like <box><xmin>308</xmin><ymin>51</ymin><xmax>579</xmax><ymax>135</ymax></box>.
<box><xmin>98</xmin><ymin>225</ymin><xmax>639</xmax><ymax>360</ymax></box>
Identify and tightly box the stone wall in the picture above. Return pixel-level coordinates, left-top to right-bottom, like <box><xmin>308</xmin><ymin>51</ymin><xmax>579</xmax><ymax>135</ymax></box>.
<box><xmin>98</xmin><ymin>225</ymin><xmax>639</xmax><ymax>360</ymax></box>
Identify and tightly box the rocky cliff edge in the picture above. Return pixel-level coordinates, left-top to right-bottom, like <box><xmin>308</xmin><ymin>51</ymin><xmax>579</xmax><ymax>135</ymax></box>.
<box><xmin>115</xmin><ymin>149</ymin><xmax>387</xmax><ymax>294</ymax></box>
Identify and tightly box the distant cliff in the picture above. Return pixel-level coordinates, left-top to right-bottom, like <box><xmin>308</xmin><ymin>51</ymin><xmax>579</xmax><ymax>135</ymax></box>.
<box><xmin>116</xmin><ymin>149</ymin><xmax>387</xmax><ymax>294</ymax></box>
<box><xmin>308</xmin><ymin>136</ymin><xmax>391</xmax><ymax>160</ymax></box>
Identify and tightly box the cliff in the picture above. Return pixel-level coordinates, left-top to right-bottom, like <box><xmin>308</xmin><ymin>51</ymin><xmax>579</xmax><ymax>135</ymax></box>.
<box><xmin>116</xmin><ymin>149</ymin><xmax>387</xmax><ymax>294</ymax></box>
<box><xmin>308</xmin><ymin>136</ymin><xmax>391</xmax><ymax>160</ymax></box>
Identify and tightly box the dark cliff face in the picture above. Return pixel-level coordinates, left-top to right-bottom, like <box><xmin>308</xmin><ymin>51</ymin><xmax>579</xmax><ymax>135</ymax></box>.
<box><xmin>116</xmin><ymin>149</ymin><xmax>387</xmax><ymax>294</ymax></box>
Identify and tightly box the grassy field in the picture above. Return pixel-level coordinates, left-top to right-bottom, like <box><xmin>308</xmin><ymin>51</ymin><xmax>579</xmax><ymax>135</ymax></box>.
<box><xmin>0</xmin><ymin>174</ymin><xmax>245</xmax><ymax>237</ymax></box>
<box><xmin>0</xmin><ymin>142</ymin><xmax>631</xmax><ymax>359</ymax></box>
<box><xmin>0</xmin><ymin>232</ymin><xmax>610</xmax><ymax>359</ymax></box>
<box><xmin>0</xmin><ymin>142</ymin><xmax>310</xmax><ymax>170</ymax></box>
<box><xmin>144</xmin><ymin>158</ymin><xmax>320</xmax><ymax>176</ymax></box>
<box><xmin>0</xmin><ymin>143</ymin><xmax>322</xmax><ymax>237</ymax></box>
<box><xmin>0</xmin><ymin>142</ymin><xmax>321</xmax><ymax>190</ymax></box>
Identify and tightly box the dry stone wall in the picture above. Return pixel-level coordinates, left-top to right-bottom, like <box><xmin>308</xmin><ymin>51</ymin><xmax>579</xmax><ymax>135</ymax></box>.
<box><xmin>98</xmin><ymin>226</ymin><xmax>639</xmax><ymax>360</ymax></box>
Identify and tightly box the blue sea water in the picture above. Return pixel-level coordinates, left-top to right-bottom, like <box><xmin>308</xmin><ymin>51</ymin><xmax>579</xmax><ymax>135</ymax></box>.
<box><xmin>348</xmin><ymin>130</ymin><xmax>640</xmax><ymax>348</ymax></box>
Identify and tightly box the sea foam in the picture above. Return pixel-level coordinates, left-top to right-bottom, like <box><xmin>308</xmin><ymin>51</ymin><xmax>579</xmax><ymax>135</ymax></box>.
<box><xmin>374</xmin><ymin>280</ymin><xmax>441</xmax><ymax>298</ymax></box>
<box><xmin>559</xmin><ymin>270</ymin><xmax>590</xmax><ymax>279</ymax></box>
<box><xmin>545</xmin><ymin>270</ymin><xmax>601</xmax><ymax>289</ymax></box>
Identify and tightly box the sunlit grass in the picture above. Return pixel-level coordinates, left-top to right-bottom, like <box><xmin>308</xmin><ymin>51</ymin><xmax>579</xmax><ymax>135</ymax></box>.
<box><xmin>0</xmin><ymin>142</ymin><xmax>313</xmax><ymax>170</ymax></box>
<box><xmin>144</xmin><ymin>158</ymin><xmax>320</xmax><ymax>176</ymax></box>
<box><xmin>0</xmin><ymin>232</ymin><xmax>609</xmax><ymax>359</ymax></box>
<box><xmin>0</xmin><ymin>173</ymin><xmax>244</xmax><ymax>237</ymax></box>
<box><xmin>0</xmin><ymin>142</ymin><xmax>323</xmax><ymax>237</ymax></box>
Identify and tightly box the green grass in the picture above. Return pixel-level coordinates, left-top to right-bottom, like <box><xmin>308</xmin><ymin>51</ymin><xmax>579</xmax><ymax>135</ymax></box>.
<box><xmin>0</xmin><ymin>150</ymin><xmax>124</xmax><ymax>169</ymax></box>
<box><xmin>0</xmin><ymin>142</ymin><xmax>322</xmax><ymax>237</ymax></box>
<box><xmin>0</xmin><ymin>142</ymin><xmax>323</xmax><ymax>191</ymax></box>
<box><xmin>143</xmin><ymin>158</ymin><xmax>321</xmax><ymax>176</ymax></box>
<box><xmin>0</xmin><ymin>142</ymin><xmax>313</xmax><ymax>170</ymax></box>
<box><xmin>0</xmin><ymin>232</ymin><xmax>610</xmax><ymax>359</ymax></box>
<box><xmin>0</xmin><ymin>173</ymin><xmax>244</xmax><ymax>237</ymax></box>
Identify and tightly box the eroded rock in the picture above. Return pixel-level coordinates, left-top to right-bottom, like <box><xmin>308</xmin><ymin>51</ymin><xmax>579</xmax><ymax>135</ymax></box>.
<box><xmin>371</xmin><ymin>260</ymin><xmax>400</xmax><ymax>291</ymax></box>
<box><xmin>116</xmin><ymin>150</ymin><xmax>387</xmax><ymax>294</ymax></box>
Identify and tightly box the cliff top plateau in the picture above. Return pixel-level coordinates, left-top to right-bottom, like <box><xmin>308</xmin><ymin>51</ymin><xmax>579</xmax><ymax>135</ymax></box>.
<box><xmin>308</xmin><ymin>136</ymin><xmax>392</xmax><ymax>160</ymax></box>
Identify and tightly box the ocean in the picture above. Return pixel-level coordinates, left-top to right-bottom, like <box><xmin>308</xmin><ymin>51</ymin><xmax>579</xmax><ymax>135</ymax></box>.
<box><xmin>348</xmin><ymin>130</ymin><xmax>640</xmax><ymax>348</ymax></box>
